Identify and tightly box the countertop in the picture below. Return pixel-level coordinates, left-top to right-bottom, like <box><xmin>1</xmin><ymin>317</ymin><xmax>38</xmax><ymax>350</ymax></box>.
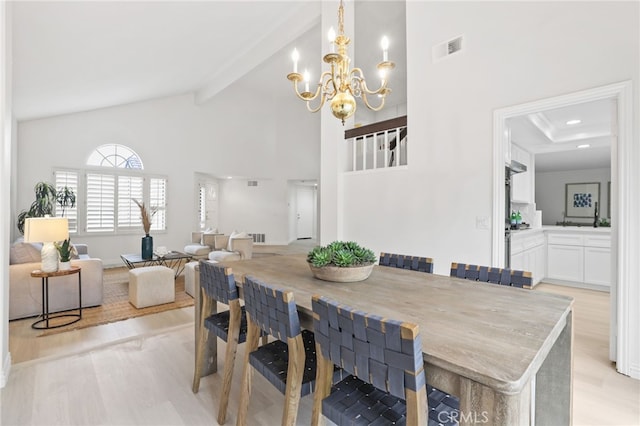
<box><xmin>542</xmin><ymin>225</ymin><xmax>611</xmax><ymax>233</ymax></box>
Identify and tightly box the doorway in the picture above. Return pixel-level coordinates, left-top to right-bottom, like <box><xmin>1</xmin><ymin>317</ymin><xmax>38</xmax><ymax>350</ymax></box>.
<box><xmin>295</xmin><ymin>185</ymin><xmax>316</xmax><ymax>240</ymax></box>
<box><xmin>492</xmin><ymin>81</ymin><xmax>634</xmax><ymax>377</ymax></box>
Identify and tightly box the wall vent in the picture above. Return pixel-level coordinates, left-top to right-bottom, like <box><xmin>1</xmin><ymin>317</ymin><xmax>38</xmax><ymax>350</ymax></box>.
<box><xmin>432</xmin><ymin>34</ymin><xmax>464</xmax><ymax>62</ymax></box>
<box><xmin>247</xmin><ymin>180</ymin><xmax>258</xmax><ymax>187</ymax></box>
<box><xmin>249</xmin><ymin>233</ymin><xmax>265</xmax><ymax>243</ymax></box>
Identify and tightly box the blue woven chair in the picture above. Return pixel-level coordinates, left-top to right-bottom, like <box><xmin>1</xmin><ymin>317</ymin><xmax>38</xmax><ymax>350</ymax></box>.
<box><xmin>311</xmin><ymin>295</ymin><xmax>460</xmax><ymax>426</ymax></box>
<box><xmin>236</xmin><ymin>276</ymin><xmax>320</xmax><ymax>426</ymax></box>
<box><xmin>379</xmin><ymin>252</ymin><xmax>434</xmax><ymax>273</ymax></box>
<box><xmin>450</xmin><ymin>262</ymin><xmax>532</xmax><ymax>288</ymax></box>
<box><xmin>192</xmin><ymin>261</ymin><xmax>248</xmax><ymax>424</ymax></box>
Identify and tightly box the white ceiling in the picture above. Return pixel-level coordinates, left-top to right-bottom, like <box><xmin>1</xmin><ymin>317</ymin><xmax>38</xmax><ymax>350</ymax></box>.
<box><xmin>507</xmin><ymin>98</ymin><xmax>613</xmax><ymax>173</ymax></box>
<box><xmin>12</xmin><ymin>1</ymin><xmax>407</xmax><ymax>122</ymax></box>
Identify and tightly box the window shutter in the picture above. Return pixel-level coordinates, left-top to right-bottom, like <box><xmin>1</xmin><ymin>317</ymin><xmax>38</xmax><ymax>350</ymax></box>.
<box><xmin>150</xmin><ymin>177</ymin><xmax>167</xmax><ymax>231</ymax></box>
<box><xmin>54</xmin><ymin>170</ymin><xmax>79</xmax><ymax>233</ymax></box>
<box><xmin>86</xmin><ymin>173</ymin><xmax>115</xmax><ymax>232</ymax></box>
<box><xmin>117</xmin><ymin>176</ymin><xmax>144</xmax><ymax>228</ymax></box>
<box><xmin>199</xmin><ymin>184</ymin><xmax>206</xmax><ymax>230</ymax></box>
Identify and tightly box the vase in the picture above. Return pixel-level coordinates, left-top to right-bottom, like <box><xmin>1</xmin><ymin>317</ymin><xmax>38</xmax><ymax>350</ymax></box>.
<box><xmin>59</xmin><ymin>261</ymin><xmax>71</xmax><ymax>271</ymax></box>
<box><xmin>141</xmin><ymin>234</ymin><xmax>153</xmax><ymax>260</ymax></box>
<box><xmin>308</xmin><ymin>263</ymin><xmax>374</xmax><ymax>283</ymax></box>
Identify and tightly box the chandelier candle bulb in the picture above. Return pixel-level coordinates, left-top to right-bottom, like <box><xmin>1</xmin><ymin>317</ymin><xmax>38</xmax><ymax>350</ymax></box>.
<box><xmin>381</xmin><ymin>36</ymin><xmax>389</xmax><ymax>62</ymax></box>
<box><xmin>303</xmin><ymin>70</ymin><xmax>310</xmax><ymax>93</ymax></box>
<box><xmin>328</xmin><ymin>27</ymin><xmax>336</xmax><ymax>53</ymax></box>
<box><xmin>291</xmin><ymin>48</ymin><xmax>299</xmax><ymax>73</ymax></box>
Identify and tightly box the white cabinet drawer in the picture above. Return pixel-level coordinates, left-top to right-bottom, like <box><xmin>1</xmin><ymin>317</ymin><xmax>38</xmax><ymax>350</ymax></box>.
<box><xmin>547</xmin><ymin>233</ymin><xmax>583</xmax><ymax>246</ymax></box>
<box><xmin>584</xmin><ymin>235</ymin><xmax>611</xmax><ymax>248</ymax></box>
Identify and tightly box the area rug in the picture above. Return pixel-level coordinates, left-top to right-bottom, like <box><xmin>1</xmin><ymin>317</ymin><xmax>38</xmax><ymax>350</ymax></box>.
<box><xmin>39</xmin><ymin>267</ymin><xmax>194</xmax><ymax>336</ymax></box>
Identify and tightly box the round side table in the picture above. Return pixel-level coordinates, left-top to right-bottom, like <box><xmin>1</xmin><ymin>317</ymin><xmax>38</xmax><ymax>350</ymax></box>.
<box><xmin>30</xmin><ymin>266</ymin><xmax>82</xmax><ymax>330</ymax></box>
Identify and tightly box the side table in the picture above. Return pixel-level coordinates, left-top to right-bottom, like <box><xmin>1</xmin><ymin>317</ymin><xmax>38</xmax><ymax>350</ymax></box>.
<box><xmin>31</xmin><ymin>266</ymin><xmax>82</xmax><ymax>330</ymax></box>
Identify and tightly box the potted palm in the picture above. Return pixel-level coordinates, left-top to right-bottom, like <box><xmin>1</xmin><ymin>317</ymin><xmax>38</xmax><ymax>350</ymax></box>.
<box><xmin>133</xmin><ymin>199</ymin><xmax>157</xmax><ymax>259</ymax></box>
<box><xmin>17</xmin><ymin>182</ymin><xmax>57</xmax><ymax>234</ymax></box>
<box><xmin>307</xmin><ymin>241</ymin><xmax>376</xmax><ymax>282</ymax></box>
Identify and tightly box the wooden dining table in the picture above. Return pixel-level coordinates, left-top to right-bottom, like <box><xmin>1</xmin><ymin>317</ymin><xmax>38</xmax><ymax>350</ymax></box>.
<box><xmin>194</xmin><ymin>254</ymin><xmax>573</xmax><ymax>425</ymax></box>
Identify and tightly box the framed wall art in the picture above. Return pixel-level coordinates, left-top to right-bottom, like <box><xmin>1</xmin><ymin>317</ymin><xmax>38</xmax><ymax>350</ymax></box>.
<box><xmin>565</xmin><ymin>182</ymin><xmax>600</xmax><ymax>218</ymax></box>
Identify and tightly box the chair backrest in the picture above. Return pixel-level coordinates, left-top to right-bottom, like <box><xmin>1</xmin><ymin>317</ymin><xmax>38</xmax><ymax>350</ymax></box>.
<box><xmin>312</xmin><ymin>294</ymin><xmax>425</xmax><ymax>400</ymax></box>
<box><xmin>243</xmin><ymin>275</ymin><xmax>301</xmax><ymax>340</ymax></box>
<box><xmin>450</xmin><ymin>262</ymin><xmax>532</xmax><ymax>288</ymax></box>
<box><xmin>198</xmin><ymin>260</ymin><xmax>239</xmax><ymax>303</ymax></box>
<box><xmin>379</xmin><ymin>252</ymin><xmax>434</xmax><ymax>273</ymax></box>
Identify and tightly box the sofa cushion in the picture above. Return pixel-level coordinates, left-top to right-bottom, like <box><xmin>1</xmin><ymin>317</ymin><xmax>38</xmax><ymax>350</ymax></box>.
<box><xmin>184</xmin><ymin>244</ymin><xmax>211</xmax><ymax>256</ymax></box>
<box><xmin>9</xmin><ymin>242</ymin><xmax>42</xmax><ymax>265</ymax></box>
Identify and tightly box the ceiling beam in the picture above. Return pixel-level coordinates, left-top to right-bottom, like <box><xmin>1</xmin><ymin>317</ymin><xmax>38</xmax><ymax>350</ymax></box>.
<box><xmin>194</xmin><ymin>2</ymin><xmax>320</xmax><ymax>105</ymax></box>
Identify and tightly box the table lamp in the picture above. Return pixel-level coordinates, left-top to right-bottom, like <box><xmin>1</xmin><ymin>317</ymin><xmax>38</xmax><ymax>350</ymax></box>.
<box><xmin>24</xmin><ymin>217</ymin><xmax>69</xmax><ymax>272</ymax></box>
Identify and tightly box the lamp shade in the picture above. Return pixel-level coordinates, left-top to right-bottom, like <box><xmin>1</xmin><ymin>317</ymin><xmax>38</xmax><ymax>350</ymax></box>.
<box><xmin>24</xmin><ymin>217</ymin><xmax>69</xmax><ymax>243</ymax></box>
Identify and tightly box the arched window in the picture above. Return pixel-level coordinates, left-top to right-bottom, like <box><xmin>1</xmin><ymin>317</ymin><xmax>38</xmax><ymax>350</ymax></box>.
<box><xmin>54</xmin><ymin>144</ymin><xmax>166</xmax><ymax>234</ymax></box>
<box><xmin>87</xmin><ymin>144</ymin><xmax>144</xmax><ymax>169</ymax></box>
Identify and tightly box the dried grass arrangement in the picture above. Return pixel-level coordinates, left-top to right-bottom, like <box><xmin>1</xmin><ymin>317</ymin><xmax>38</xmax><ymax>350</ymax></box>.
<box><xmin>133</xmin><ymin>199</ymin><xmax>157</xmax><ymax>235</ymax></box>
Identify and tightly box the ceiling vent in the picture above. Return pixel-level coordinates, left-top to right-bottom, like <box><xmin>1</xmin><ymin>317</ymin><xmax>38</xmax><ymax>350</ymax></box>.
<box><xmin>247</xmin><ymin>180</ymin><xmax>258</xmax><ymax>187</ymax></box>
<box><xmin>432</xmin><ymin>35</ymin><xmax>464</xmax><ymax>62</ymax></box>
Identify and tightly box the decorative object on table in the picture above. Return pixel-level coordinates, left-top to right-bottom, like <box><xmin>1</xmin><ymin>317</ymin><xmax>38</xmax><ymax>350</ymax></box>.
<box><xmin>154</xmin><ymin>246</ymin><xmax>169</xmax><ymax>257</ymax></box>
<box><xmin>133</xmin><ymin>199</ymin><xmax>157</xmax><ymax>260</ymax></box>
<box><xmin>286</xmin><ymin>0</ymin><xmax>395</xmax><ymax>125</ymax></box>
<box><xmin>23</xmin><ymin>216</ymin><xmax>69</xmax><ymax>272</ymax></box>
<box><xmin>54</xmin><ymin>237</ymin><xmax>76</xmax><ymax>270</ymax></box>
<box><xmin>565</xmin><ymin>182</ymin><xmax>600</xmax><ymax>218</ymax></box>
<box><xmin>16</xmin><ymin>181</ymin><xmax>57</xmax><ymax>235</ymax></box>
<box><xmin>307</xmin><ymin>240</ymin><xmax>376</xmax><ymax>282</ymax></box>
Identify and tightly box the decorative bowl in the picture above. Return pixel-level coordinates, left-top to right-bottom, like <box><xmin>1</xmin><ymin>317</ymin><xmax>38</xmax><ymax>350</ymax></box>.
<box><xmin>308</xmin><ymin>263</ymin><xmax>374</xmax><ymax>283</ymax></box>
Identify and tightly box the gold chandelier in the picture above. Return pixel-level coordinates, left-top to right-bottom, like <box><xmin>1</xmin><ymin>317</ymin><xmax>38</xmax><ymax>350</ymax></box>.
<box><xmin>287</xmin><ymin>0</ymin><xmax>395</xmax><ymax>125</ymax></box>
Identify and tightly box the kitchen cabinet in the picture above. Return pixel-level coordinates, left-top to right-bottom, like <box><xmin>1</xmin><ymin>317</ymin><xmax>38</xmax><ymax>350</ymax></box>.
<box><xmin>511</xmin><ymin>144</ymin><xmax>532</xmax><ymax>203</ymax></box>
<box><xmin>510</xmin><ymin>229</ymin><xmax>545</xmax><ymax>286</ymax></box>
<box><xmin>545</xmin><ymin>228</ymin><xmax>611</xmax><ymax>290</ymax></box>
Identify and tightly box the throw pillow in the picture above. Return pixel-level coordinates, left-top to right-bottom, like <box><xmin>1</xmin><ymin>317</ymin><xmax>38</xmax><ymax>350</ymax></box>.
<box><xmin>227</xmin><ymin>230</ymin><xmax>249</xmax><ymax>251</ymax></box>
<box><xmin>9</xmin><ymin>242</ymin><xmax>42</xmax><ymax>265</ymax></box>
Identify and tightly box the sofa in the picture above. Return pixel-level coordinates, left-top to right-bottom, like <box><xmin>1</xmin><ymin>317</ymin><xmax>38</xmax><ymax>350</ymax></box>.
<box><xmin>207</xmin><ymin>232</ymin><xmax>253</xmax><ymax>262</ymax></box>
<box><xmin>9</xmin><ymin>240</ymin><xmax>104</xmax><ymax>320</ymax></box>
<box><xmin>183</xmin><ymin>231</ymin><xmax>221</xmax><ymax>260</ymax></box>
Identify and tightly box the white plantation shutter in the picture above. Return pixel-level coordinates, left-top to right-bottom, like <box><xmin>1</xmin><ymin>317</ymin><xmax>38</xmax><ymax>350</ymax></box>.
<box><xmin>150</xmin><ymin>177</ymin><xmax>167</xmax><ymax>231</ymax></box>
<box><xmin>117</xmin><ymin>176</ymin><xmax>144</xmax><ymax>229</ymax></box>
<box><xmin>86</xmin><ymin>173</ymin><xmax>115</xmax><ymax>232</ymax></box>
<box><xmin>199</xmin><ymin>184</ymin><xmax>206</xmax><ymax>230</ymax></box>
<box><xmin>54</xmin><ymin>170</ymin><xmax>79</xmax><ymax>233</ymax></box>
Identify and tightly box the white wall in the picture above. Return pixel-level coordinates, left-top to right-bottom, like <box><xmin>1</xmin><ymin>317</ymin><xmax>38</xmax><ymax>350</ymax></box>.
<box><xmin>15</xmin><ymin>80</ymin><xmax>319</xmax><ymax>265</ymax></box>
<box><xmin>0</xmin><ymin>0</ymin><xmax>13</xmax><ymax>388</ymax></box>
<box><xmin>536</xmin><ymin>168</ymin><xmax>611</xmax><ymax>225</ymax></box>
<box><xmin>336</xmin><ymin>1</ymin><xmax>638</xmax><ymax>374</ymax></box>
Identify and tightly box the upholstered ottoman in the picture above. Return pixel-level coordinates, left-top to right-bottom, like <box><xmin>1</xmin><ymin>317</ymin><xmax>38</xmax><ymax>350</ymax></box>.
<box><xmin>184</xmin><ymin>260</ymin><xmax>218</xmax><ymax>298</ymax></box>
<box><xmin>129</xmin><ymin>265</ymin><xmax>175</xmax><ymax>308</ymax></box>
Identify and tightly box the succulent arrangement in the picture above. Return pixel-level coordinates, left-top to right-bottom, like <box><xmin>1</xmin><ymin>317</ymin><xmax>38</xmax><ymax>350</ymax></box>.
<box><xmin>55</xmin><ymin>238</ymin><xmax>76</xmax><ymax>262</ymax></box>
<box><xmin>307</xmin><ymin>241</ymin><xmax>376</xmax><ymax>268</ymax></box>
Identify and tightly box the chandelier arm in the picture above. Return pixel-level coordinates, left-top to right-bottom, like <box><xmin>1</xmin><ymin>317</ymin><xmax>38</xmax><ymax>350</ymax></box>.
<box><xmin>350</xmin><ymin>67</ymin><xmax>389</xmax><ymax>96</ymax></box>
<box><xmin>306</xmin><ymin>92</ymin><xmax>328</xmax><ymax>113</ymax></box>
<box><xmin>291</xmin><ymin>79</ymin><xmax>322</xmax><ymax>102</ymax></box>
<box><xmin>360</xmin><ymin>91</ymin><xmax>386</xmax><ymax>112</ymax></box>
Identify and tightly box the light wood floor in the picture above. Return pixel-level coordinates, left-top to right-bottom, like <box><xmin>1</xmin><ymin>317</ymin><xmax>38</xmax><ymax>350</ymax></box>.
<box><xmin>2</xmin><ymin>243</ymin><xmax>639</xmax><ymax>425</ymax></box>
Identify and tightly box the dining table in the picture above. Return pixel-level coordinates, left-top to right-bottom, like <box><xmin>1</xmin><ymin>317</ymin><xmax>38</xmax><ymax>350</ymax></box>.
<box><xmin>193</xmin><ymin>254</ymin><xmax>573</xmax><ymax>425</ymax></box>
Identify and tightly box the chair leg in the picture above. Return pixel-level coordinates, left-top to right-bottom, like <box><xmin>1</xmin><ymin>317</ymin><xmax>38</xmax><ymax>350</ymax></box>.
<box><xmin>217</xmin><ymin>300</ymin><xmax>242</xmax><ymax>424</ymax></box>
<box><xmin>281</xmin><ymin>334</ymin><xmax>306</xmax><ymax>426</ymax></box>
<box><xmin>236</xmin><ymin>319</ymin><xmax>261</xmax><ymax>426</ymax></box>
<box><xmin>311</xmin><ymin>347</ymin><xmax>333</xmax><ymax>426</ymax></box>
<box><xmin>192</xmin><ymin>290</ymin><xmax>211</xmax><ymax>393</ymax></box>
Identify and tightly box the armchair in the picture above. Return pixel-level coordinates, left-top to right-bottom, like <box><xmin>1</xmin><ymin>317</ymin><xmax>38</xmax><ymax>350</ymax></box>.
<box><xmin>184</xmin><ymin>231</ymin><xmax>220</xmax><ymax>260</ymax></box>
<box><xmin>208</xmin><ymin>232</ymin><xmax>253</xmax><ymax>262</ymax></box>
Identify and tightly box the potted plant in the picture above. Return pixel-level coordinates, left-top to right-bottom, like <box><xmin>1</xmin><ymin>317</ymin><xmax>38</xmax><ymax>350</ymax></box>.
<box><xmin>307</xmin><ymin>241</ymin><xmax>377</xmax><ymax>282</ymax></box>
<box><xmin>56</xmin><ymin>186</ymin><xmax>76</xmax><ymax>217</ymax></box>
<box><xmin>55</xmin><ymin>238</ymin><xmax>76</xmax><ymax>270</ymax></box>
<box><xmin>133</xmin><ymin>199</ymin><xmax>157</xmax><ymax>259</ymax></box>
<box><xmin>17</xmin><ymin>182</ymin><xmax>57</xmax><ymax>234</ymax></box>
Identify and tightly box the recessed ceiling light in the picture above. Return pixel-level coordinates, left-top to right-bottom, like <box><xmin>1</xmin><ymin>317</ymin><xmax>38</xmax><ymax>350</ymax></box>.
<box><xmin>577</xmin><ymin>144</ymin><xmax>590</xmax><ymax>149</ymax></box>
<box><xmin>566</xmin><ymin>119</ymin><xmax>582</xmax><ymax>125</ymax></box>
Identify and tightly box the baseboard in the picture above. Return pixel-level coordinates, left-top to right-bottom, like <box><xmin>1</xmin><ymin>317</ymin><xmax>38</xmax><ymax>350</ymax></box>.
<box><xmin>541</xmin><ymin>279</ymin><xmax>610</xmax><ymax>293</ymax></box>
<box><xmin>629</xmin><ymin>363</ymin><xmax>640</xmax><ymax>380</ymax></box>
<box><xmin>1</xmin><ymin>351</ymin><xmax>12</xmax><ymax>388</ymax></box>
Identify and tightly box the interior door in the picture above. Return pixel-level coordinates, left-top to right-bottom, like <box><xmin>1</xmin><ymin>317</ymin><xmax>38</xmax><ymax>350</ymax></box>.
<box><xmin>296</xmin><ymin>186</ymin><xmax>314</xmax><ymax>239</ymax></box>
